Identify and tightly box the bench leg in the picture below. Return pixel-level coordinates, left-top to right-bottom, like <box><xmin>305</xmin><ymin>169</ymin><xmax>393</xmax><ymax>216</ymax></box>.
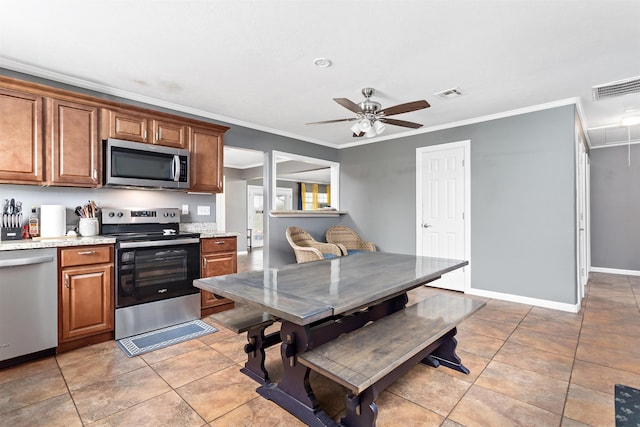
<box><xmin>342</xmin><ymin>389</ymin><xmax>378</xmax><ymax>427</ymax></box>
<box><xmin>241</xmin><ymin>325</ymin><xmax>281</xmax><ymax>385</ymax></box>
<box><xmin>422</xmin><ymin>327</ymin><xmax>470</xmax><ymax>374</ymax></box>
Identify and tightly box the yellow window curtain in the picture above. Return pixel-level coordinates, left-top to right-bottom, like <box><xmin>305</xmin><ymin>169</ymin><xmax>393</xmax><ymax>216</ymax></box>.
<box><xmin>300</xmin><ymin>182</ymin><xmax>306</xmax><ymax>210</ymax></box>
<box><xmin>312</xmin><ymin>184</ymin><xmax>319</xmax><ymax>210</ymax></box>
<box><xmin>327</xmin><ymin>184</ymin><xmax>331</xmax><ymax>206</ymax></box>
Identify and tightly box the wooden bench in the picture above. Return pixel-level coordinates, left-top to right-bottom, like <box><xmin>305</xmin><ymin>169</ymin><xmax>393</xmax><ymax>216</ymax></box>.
<box><xmin>298</xmin><ymin>294</ymin><xmax>485</xmax><ymax>427</ymax></box>
<box><xmin>210</xmin><ymin>304</ymin><xmax>281</xmax><ymax>384</ymax></box>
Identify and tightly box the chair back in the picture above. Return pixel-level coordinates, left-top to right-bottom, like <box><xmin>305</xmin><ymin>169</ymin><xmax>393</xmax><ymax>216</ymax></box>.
<box><xmin>326</xmin><ymin>225</ymin><xmax>376</xmax><ymax>252</ymax></box>
<box><xmin>286</xmin><ymin>226</ymin><xmax>343</xmax><ymax>263</ymax></box>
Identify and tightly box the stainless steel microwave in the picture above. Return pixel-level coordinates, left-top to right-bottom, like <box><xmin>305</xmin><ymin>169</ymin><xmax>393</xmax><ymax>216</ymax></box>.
<box><xmin>103</xmin><ymin>138</ymin><xmax>190</xmax><ymax>190</ymax></box>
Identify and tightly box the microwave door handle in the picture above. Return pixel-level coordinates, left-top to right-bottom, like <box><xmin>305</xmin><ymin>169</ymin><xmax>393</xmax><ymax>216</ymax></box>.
<box><xmin>172</xmin><ymin>155</ymin><xmax>180</xmax><ymax>181</ymax></box>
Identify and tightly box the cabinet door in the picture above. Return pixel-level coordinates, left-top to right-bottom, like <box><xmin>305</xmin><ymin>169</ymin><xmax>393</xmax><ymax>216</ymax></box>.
<box><xmin>0</xmin><ymin>87</ymin><xmax>43</xmax><ymax>183</ymax></box>
<box><xmin>189</xmin><ymin>125</ymin><xmax>224</xmax><ymax>193</ymax></box>
<box><xmin>60</xmin><ymin>264</ymin><xmax>114</xmax><ymax>341</ymax></box>
<box><xmin>102</xmin><ymin>109</ymin><xmax>149</xmax><ymax>143</ymax></box>
<box><xmin>48</xmin><ymin>98</ymin><xmax>99</xmax><ymax>186</ymax></box>
<box><xmin>201</xmin><ymin>251</ymin><xmax>237</xmax><ymax>309</ymax></box>
<box><xmin>153</xmin><ymin>119</ymin><xmax>187</xmax><ymax>148</ymax></box>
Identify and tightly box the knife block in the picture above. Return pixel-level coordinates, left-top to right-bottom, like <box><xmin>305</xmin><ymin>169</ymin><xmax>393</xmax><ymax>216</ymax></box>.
<box><xmin>1</xmin><ymin>227</ymin><xmax>23</xmax><ymax>241</ymax></box>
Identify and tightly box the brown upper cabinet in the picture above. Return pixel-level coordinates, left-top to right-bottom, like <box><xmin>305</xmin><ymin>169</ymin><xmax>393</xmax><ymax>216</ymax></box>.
<box><xmin>47</xmin><ymin>98</ymin><xmax>100</xmax><ymax>186</ymax></box>
<box><xmin>0</xmin><ymin>76</ymin><xmax>228</xmax><ymax>190</ymax></box>
<box><xmin>189</xmin><ymin>125</ymin><xmax>224</xmax><ymax>193</ymax></box>
<box><xmin>0</xmin><ymin>87</ymin><xmax>44</xmax><ymax>184</ymax></box>
<box><xmin>101</xmin><ymin>108</ymin><xmax>188</xmax><ymax>148</ymax></box>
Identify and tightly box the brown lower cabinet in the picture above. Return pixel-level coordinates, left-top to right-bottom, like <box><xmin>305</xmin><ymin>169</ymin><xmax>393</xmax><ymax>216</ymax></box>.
<box><xmin>200</xmin><ymin>236</ymin><xmax>237</xmax><ymax>316</ymax></box>
<box><xmin>58</xmin><ymin>245</ymin><xmax>114</xmax><ymax>353</ymax></box>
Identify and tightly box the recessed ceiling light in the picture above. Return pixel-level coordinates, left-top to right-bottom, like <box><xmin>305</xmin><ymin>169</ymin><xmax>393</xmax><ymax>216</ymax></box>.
<box><xmin>313</xmin><ymin>58</ymin><xmax>332</xmax><ymax>68</ymax></box>
<box><xmin>621</xmin><ymin>116</ymin><xmax>640</xmax><ymax>127</ymax></box>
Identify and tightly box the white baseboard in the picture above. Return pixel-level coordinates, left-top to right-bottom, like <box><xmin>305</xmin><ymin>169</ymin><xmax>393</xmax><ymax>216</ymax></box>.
<box><xmin>465</xmin><ymin>287</ymin><xmax>581</xmax><ymax>313</ymax></box>
<box><xmin>590</xmin><ymin>266</ymin><xmax>640</xmax><ymax>276</ymax></box>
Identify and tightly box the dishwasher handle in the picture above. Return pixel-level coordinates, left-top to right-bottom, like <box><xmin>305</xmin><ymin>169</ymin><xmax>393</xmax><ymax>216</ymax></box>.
<box><xmin>0</xmin><ymin>255</ymin><xmax>54</xmax><ymax>268</ymax></box>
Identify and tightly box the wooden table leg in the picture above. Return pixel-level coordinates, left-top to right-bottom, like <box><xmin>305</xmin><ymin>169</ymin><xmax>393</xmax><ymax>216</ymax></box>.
<box><xmin>422</xmin><ymin>327</ymin><xmax>470</xmax><ymax>374</ymax></box>
<box><xmin>257</xmin><ymin>293</ymin><xmax>409</xmax><ymax>426</ymax></box>
<box><xmin>240</xmin><ymin>325</ymin><xmax>281</xmax><ymax>385</ymax></box>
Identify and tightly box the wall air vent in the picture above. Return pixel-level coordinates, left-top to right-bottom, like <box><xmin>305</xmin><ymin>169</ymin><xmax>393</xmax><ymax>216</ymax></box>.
<box><xmin>434</xmin><ymin>87</ymin><xmax>463</xmax><ymax>100</ymax></box>
<box><xmin>592</xmin><ymin>76</ymin><xmax>640</xmax><ymax>101</ymax></box>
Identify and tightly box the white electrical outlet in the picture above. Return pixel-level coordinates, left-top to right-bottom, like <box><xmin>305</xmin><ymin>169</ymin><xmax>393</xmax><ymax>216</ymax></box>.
<box><xmin>197</xmin><ymin>205</ymin><xmax>210</xmax><ymax>216</ymax></box>
<box><xmin>181</xmin><ymin>204</ymin><xmax>189</xmax><ymax>215</ymax></box>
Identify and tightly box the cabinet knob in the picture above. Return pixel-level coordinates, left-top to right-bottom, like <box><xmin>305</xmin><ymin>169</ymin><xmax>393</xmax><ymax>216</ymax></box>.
<box><xmin>203</xmin><ymin>258</ymin><xmax>207</xmax><ymax>268</ymax></box>
<box><xmin>77</xmin><ymin>251</ymin><xmax>96</xmax><ymax>255</ymax></box>
<box><xmin>65</xmin><ymin>274</ymin><xmax>70</xmax><ymax>288</ymax></box>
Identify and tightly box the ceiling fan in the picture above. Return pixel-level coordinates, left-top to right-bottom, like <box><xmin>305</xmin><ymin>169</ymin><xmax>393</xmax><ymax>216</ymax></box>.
<box><xmin>306</xmin><ymin>88</ymin><xmax>430</xmax><ymax>138</ymax></box>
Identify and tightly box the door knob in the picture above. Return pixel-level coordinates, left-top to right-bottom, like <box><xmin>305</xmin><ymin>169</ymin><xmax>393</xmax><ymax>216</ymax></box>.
<box><xmin>422</xmin><ymin>224</ymin><xmax>432</xmax><ymax>228</ymax></box>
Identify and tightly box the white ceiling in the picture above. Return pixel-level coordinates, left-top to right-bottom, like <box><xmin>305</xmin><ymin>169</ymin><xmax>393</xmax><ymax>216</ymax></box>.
<box><xmin>2</xmin><ymin>1</ymin><xmax>640</xmax><ymax>151</ymax></box>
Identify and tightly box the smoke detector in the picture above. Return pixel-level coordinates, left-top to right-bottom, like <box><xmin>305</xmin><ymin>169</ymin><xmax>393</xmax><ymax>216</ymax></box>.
<box><xmin>592</xmin><ymin>76</ymin><xmax>640</xmax><ymax>101</ymax></box>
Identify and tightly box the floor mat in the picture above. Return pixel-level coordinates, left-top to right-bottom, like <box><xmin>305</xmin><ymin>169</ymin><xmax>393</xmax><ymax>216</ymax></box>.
<box><xmin>117</xmin><ymin>319</ymin><xmax>218</xmax><ymax>357</ymax></box>
<box><xmin>615</xmin><ymin>384</ymin><xmax>640</xmax><ymax>426</ymax></box>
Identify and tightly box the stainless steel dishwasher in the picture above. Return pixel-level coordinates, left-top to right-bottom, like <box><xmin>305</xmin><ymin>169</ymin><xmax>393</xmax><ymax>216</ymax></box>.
<box><xmin>0</xmin><ymin>248</ymin><xmax>58</xmax><ymax>368</ymax></box>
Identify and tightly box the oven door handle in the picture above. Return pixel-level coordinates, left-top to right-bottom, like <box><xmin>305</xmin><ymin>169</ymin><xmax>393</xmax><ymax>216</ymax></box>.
<box><xmin>117</xmin><ymin>237</ymin><xmax>200</xmax><ymax>249</ymax></box>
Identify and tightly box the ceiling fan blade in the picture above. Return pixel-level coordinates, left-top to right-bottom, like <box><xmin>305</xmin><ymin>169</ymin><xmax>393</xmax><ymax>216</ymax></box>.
<box><xmin>353</xmin><ymin>132</ymin><xmax>365</xmax><ymax>137</ymax></box>
<box><xmin>379</xmin><ymin>100</ymin><xmax>430</xmax><ymax>116</ymax></box>
<box><xmin>379</xmin><ymin>118</ymin><xmax>423</xmax><ymax>129</ymax></box>
<box><xmin>334</xmin><ymin>98</ymin><xmax>363</xmax><ymax>114</ymax></box>
<box><xmin>306</xmin><ymin>118</ymin><xmax>356</xmax><ymax>125</ymax></box>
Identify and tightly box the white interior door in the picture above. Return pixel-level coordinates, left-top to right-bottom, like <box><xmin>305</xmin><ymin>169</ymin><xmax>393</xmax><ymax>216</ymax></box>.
<box><xmin>416</xmin><ymin>142</ymin><xmax>470</xmax><ymax>292</ymax></box>
<box><xmin>247</xmin><ymin>185</ymin><xmax>264</xmax><ymax>248</ymax></box>
<box><xmin>577</xmin><ymin>138</ymin><xmax>588</xmax><ymax>299</ymax></box>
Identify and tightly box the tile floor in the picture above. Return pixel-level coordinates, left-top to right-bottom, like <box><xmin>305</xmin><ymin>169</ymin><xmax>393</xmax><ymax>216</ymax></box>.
<box><xmin>1</xmin><ymin>251</ymin><xmax>638</xmax><ymax>426</ymax></box>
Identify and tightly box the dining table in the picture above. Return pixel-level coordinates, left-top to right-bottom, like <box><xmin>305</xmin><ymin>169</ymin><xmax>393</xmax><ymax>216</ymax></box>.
<box><xmin>194</xmin><ymin>251</ymin><xmax>468</xmax><ymax>426</ymax></box>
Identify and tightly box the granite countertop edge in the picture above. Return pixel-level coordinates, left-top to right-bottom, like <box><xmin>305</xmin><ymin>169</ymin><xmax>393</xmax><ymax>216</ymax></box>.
<box><xmin>0</xmin><ymin>236</ymin><xmax>117</xmax><ymax>251</ymax></box>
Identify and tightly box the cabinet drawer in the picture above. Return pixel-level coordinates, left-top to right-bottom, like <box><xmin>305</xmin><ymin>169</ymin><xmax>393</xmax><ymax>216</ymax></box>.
<box><xmin>201</xmin><ymin>237</ymin><xmax>237</xmax><ymax>253</ymax></box>
<box><xmin>60</xmin><ymin>245</ymin><xmax>113</xmax><ymax>267</ymax></box>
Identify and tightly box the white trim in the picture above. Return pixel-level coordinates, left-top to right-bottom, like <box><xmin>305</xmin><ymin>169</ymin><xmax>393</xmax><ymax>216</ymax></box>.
<box><xmin>465</xmin><ymin>288</ymin><xmax>581</xmax><ymax>313</ymax></box>
<box><xmin>416</xmin><ymin>140</ymin><xmax>471</xmax><ymax>292</ymax></box>
<box><xmin>589</xmin><ymin>139</ymin><xmax>640</xmax><ymax>149</ymax></box>
<box><xmin>339</xmin><ymin>98</ymin><xmax>581</xmax><ymax>149</ymax></box>
<box><xmin>591</xmin><ymin>266</ymin><xmax>640</xmax><ymax>276</ymax></box>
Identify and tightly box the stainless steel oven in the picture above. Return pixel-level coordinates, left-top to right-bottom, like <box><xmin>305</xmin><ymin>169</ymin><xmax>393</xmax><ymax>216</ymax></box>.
<box><xmin>116</xmin><ymin>238</ymin><xmax>200</xmax><ymax>308</ymax></box>
<box><xmin>102</xmin><ymin>208</ymin><xmax>201</xmax><ymax>339</ymax></box>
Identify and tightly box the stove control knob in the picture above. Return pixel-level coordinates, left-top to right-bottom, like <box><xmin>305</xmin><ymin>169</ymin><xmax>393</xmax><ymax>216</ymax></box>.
<box><xmin>108</xmin><ymin>212</ymin><xmax>115</xmax><ymax>218</ymax></box>
<box><xmin>117</xmin><ymin>212</ymin><xmax>124</xmax><ymax>218</ymax></box>
<box><xmin>170</xmin><ymin>212</ymin><xmax>176</xmax><ymax>217</ymax></box>
<box><xmin>164</xmin><ymin>212</ymin><xmax>169</xmax><ymax>217</ymax></box>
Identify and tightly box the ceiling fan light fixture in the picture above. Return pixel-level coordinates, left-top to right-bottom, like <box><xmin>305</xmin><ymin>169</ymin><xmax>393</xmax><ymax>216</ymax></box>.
<box><xmin>365</xmin><ymin>127</ymin><xmax>377</xmax><ymax>138</ymax></box>
<box><xmin>350</xmin><ymin>122</ymin><xmax>362</xmax><ymax>134</ymax></box>
<box><xmin>360</xmin><ymin>119</ymin><xmax>372</xmax><ymax>132</ymax></box>
<box><xmin>373</xmin><ymin>120</ymin><xmax>386</xmax><ymax>134</ymax></box>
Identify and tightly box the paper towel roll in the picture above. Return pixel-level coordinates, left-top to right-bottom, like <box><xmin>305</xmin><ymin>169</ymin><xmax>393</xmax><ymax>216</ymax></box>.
<box><xmin>40</xmin><ymin>205</ymin><xmax>66</xmax><ymax>238</ymax></box>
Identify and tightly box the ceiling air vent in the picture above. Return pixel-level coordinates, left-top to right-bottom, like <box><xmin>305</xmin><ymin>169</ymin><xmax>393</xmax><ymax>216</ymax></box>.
<box><xmin>592</xmin><ymin>76</ymin><xmax>640</xmax><ymax>101</ymax></box>
<box><xmin>434</xmin><ymin>87</ymin><xmax>463</xmax><ymax>100</ymax></box>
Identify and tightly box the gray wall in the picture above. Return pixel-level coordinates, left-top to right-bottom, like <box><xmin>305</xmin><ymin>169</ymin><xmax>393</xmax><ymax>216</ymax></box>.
<box><xmin>590</xmin><ymin>144</ymin><xmax>640</xmax><ymax>270</ymax></box>
<box><xmin>339</xmin><ymin>106</ymin><xmax>578</xmax><ymax>304</ymax></box>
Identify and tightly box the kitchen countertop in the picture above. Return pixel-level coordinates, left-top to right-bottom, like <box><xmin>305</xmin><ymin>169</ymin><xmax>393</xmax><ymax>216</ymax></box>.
<box><xmin>0</xmin><ymin>236</ymin><xmax>116</xmax><ymax>251</ymax></box>
<box><xmin>0</xmin><ymin>223</ymin><xmax>239</xmax><ymax>251</ymax></box>
<box><xmin>180</xmin><ymin>222</ymin><xmax>239</xmax><ymax>239</ymax></box>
